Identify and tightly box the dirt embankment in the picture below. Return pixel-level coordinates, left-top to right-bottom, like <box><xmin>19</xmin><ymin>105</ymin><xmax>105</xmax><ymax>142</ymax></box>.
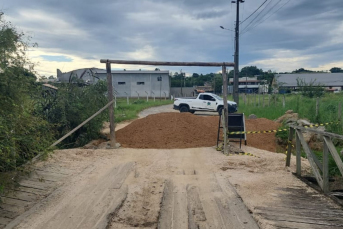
<box><xmin>116</xmin><ymin>113</ymin><xmax>281</xmax><ymax>152</ymax></box>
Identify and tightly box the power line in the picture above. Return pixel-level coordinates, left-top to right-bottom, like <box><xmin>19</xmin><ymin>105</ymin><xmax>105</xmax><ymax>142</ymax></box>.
<box><xmin>240</xmin><ymin>0</ymin><xmax>268</xmax><ymax>25</ymax></box>
<box><xmin>242</xmin><ymin>0</ymin><xmax>281</xmax><ymax>33</ymax></box>
<box><xmin>241</xmin><ymin>0</ymin><xmax>291</xmax><ymax>35</ymax></box>
<box><xmin>240</xmin><ymin>0</ymin><xmax>275</xmax><ymax>34</ymax></box>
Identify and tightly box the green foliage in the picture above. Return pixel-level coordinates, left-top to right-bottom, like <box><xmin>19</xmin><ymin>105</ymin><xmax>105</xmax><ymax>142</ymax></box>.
<box><xmin>43</xmin><ymin>80</ymin><xmax>108</xmax><ymax>148</ymax></box>
<box><xmin>0</xmin><ymin>12</ymin><xmax>54</xmax><ymax>195</ymax></box>
<box><xmin>329</xmin><ymin>67</ymin><xmax>343</xmax><ymax>73</ymax></box>
<box><xmin>296</xmin><ymin>78</ymin><xmax>324</xmax><ymax>98</ymax></box>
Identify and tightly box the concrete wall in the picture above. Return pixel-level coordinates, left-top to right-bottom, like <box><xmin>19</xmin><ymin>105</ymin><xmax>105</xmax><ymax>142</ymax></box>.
<box><xmin>170</xmin><ymin>87</ymin><xmax>196</xmax><ymax>97</ymax></box>
<box><xmin>96</xmin><ymin>72</ymin><xmax>170</xmax><ymax>98</ymax></box>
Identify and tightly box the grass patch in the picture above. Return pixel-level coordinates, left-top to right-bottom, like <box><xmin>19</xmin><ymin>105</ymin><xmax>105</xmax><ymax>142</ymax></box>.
<box><xmin>115</xmin><ymin>98</ymin><xmax>173</xmax><ymax>123</ymax></box>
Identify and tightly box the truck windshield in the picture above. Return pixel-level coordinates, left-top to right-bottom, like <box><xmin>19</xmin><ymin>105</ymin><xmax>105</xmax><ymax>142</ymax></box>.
<box><xmin>212</xmin><ymin>94</ymin><xmax>223</xmax><ymax>100</ymax></box>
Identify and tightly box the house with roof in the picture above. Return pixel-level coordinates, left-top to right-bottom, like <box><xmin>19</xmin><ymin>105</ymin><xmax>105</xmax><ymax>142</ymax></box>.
<box><xmin>57</xmin><ymin>68</ymin><xmax>170</xmax><ymax>98</ymax></box>
<box><xmin>273</xmin><ymin>73</ymin><xmax>343</xmax><ymax>93</ymax></box>
<box><xmin>228</xmin><ymin>77</ymin><xmax>268</xmax><ymax>94</ymax></box>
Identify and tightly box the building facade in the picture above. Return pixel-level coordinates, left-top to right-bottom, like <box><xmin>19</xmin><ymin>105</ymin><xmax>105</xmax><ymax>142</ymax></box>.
<box><xmin>273</xmin><ymin>73</ymin><xmax>343</xmax><ymax>93</ymax></box>
<box><xmin>228</xmin><ymin>77</ymin><xmax>268</xmax><ymax>94</ymax></box>
<box><xmin>57</xmin><ymin>68</ymin><xmax>170</xmax><ymax>98</ymax></box>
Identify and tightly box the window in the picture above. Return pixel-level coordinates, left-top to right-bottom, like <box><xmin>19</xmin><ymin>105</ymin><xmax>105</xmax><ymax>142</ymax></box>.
<box><xmin>118</xmin><ymin>82</ymin><xmax>126</xmax><ymax>85</ymax></box>
<box><xmin>157</xmin><ymin>76</ymin><xmax>162</xmax><ymax>81</ymax></box>
<box><xmin>137</xmin><ymin>82</ymin><xmax>145</xmax><ymax>85</ymax></box>
<box><xmin>200</xmin><ymin>95</ymin><xmax>215</xmax><ymax>101</ymax></box>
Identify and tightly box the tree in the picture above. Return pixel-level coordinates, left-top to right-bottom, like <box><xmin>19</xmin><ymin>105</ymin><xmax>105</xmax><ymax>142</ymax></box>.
<box><xmin>330</xmin><ymin>67</ymin><xmax>343</xmax><ymax>73</ymax></box>
<box><xmin>240</xmin><ymin>66</ymin><xmax>263</xmax><ymax>77</ymax></box>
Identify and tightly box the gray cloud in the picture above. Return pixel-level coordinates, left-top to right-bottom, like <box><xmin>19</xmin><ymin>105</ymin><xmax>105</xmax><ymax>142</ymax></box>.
<box><xmin>2</xmin><ymin>0</ymin><xmax>343</xmax><ymax>75</ymax></box>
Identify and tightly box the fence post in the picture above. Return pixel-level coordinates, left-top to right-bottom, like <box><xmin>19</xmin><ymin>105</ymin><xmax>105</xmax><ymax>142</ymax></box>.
<box><xmin>262</xmin><ymin>93</ymin><xmax>265</xmax><ymax>107</ymax></box>
<box><xmin>268</xmin><ymin>94</ymin><xmax>271</xmax><ymax>106</ymax></box>
<box><xmin>316</xmin><ymin>97</ymin><xmax>319</xmax><ymax>116</ymax></box>
<box><xmin>255</xmin><ymin>93</ymin><xmax>257</xmax><ymax>107</ymax></box>
<box><xmin>296</xmin><ymin>130</ymin><xmax>301</xmax><ymax>176</ymax></box>
<box><xmin>164</xmin><ymin>92</ymin><xmax>166</xmax><ymax>100</ymax></box>
<box><xmin>145</xmin><ymin>91</ymin><xmax>149</xmax><ymax>102</ymax></box>
<box><xmin>114</xmin><ymin>94</ymin><xmax>117</xmax><ymax>108</ymax></box>
<box><xmin>274</xmin><ymin>94</ymin><xmax>277</xmax><ymax>106</ymax></box>
<box><xmin>283</xmin><ymin>95</ymin><xmax>285</xmax><ymax>108</ymax></box>
<box><xmin>323</xmin><ymin>140</ymin><xmax>329</xmax><ymax>193</ymax></box>
<box><xmin>258</xmin><ymin>94</ymin><xmax>260</xmax><ymax>107</ymax></box>
<box><xmin>286</xmin><ymin>127</ymin><xmax>294</xmax><ymax>167</ymax></box>
<box><xmin>338</xmin><ymin>102</ymin><xmax>342</xmax><ymax>122</ymax></box>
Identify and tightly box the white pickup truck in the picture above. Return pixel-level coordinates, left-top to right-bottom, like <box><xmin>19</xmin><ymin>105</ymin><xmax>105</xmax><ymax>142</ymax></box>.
<box><xmin>173</xmin><ymin>93</ymin><xmax>237</xmax><ymax>115</ymax></box>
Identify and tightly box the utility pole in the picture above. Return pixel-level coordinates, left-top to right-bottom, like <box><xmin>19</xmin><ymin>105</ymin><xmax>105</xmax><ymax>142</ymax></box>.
<box><xmin>233</xmin><ymin>0</ymin><xmax>244</xmax><ymax>105</ymax></box>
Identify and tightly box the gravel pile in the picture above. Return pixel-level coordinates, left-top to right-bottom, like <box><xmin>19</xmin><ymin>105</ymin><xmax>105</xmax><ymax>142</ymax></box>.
<box><xmin>116</xmin><ymin>113</ymin><xmax>281</xmax><ymax>151</ymax></box>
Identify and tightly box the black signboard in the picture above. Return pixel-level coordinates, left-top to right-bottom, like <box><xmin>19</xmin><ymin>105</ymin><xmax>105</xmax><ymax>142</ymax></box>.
<box><xmin>227</xmin><ymin>113</ymin><xmax>246</xmax><ymax>147</ymax></box>
<box><xmin>216</xmin><ymin>113</ymin><xmax>247</xmax><ymax>148</ymax></box>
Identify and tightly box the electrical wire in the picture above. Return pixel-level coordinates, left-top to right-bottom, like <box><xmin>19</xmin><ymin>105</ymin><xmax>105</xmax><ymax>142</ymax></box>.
<box><xmin>240</xmin><ymin>0</ymin><xmax>275</xmax><ymax>34</ymax></box>
<box><xmin>241</xmin><ymin>0</ymin><xmax>291</xmax><ymax>35</ymax></box>
<box><xmin>240</xmin><ymin>0</ymin><xmax>268</xmax><ymax>25</ymax></box>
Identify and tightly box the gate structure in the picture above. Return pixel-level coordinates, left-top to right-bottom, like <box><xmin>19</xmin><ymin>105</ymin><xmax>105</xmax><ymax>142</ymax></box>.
<box><xmin>100</xmin><ymin>59</ymin><xmax>234</xmax><ymax>153</ymax></box>
<box><xmin>286</xmin><ymin>125</ymin><xmax>343</xmax><ymax>193</ymax></box>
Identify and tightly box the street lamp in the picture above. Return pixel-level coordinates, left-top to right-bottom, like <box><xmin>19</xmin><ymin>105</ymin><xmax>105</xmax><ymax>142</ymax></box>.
<box><xmin>219</xmin><ymin>26</ymin><xmax>234</xmax><ymax>32</ymax></box>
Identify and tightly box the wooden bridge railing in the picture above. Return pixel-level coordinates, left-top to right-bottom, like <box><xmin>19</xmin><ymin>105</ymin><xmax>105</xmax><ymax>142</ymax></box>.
<box><xmin>286</xmin><ymin>125</ymin><xmax>343</xmax><ymax>193</ymax></box>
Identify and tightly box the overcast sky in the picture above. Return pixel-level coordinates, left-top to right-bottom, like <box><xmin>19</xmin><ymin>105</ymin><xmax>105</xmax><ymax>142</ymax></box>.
<box><xmin>2</xmin><ymin>0</ymin><xmax>343</xmax><ymax>77</ymax></box>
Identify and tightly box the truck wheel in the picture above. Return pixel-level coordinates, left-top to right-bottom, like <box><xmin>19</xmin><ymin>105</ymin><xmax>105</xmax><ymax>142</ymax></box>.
<box><xmin>180</xmin><ymin>106</ymin><xmax>189</xmax><ymax>113</ymax></box>
<box><xmin>190</xmin><ymin>110</ymin><xmax>195</xmax><ymax>114</ymax></box>
<box><xmin>218</xmin><ymin>107</ymin><xmax>223</xmax><ymax>116</ymax></box>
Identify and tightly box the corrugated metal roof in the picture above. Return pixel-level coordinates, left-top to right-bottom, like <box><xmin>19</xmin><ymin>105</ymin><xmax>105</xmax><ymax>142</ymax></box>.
<box><xmin>275</xmin><ymin>73</ymin><xmax>343</xmax><ymax>87</ymax></box>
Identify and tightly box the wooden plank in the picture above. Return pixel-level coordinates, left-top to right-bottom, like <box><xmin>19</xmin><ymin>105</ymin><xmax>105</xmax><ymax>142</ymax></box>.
<box><xmin>323</xmin><ymin>140</ymin><xmax>329</xmax><ymax>193</ymax></box>
<box><xmin>18</xmin><ymin>180</ymin><xmax>53</xmax><ymax>190</ymax></box>
<box><xmin>49</xmin><ymin>99</ymin><xmax>115</xmax><ymax>148</ymax></box>
<box><xmin>106</xmin><ymin>62</ymin><xmax>116</xmax><ymax>148</ymax></box>
<box><xmin>0</xmin><ymin>202</ymin><xmax>25</xmax><ymax>213</ymax></box>
<box><xmin>290</xmin><ymin>125</ymin><xmax>343</xmax><ymax>140</ymax></box>
<box><xmin>324</xmin><ymin>136</ymin><xmax>343</xmax><ymax>176</ymax></box>
<box><xmin>255</xmin><ymin>206</ymin><xmax>343</xmax><ymax>217</ymax></box>
<box><xmin>261</xmin><ymin>213</ymin><xmax>343</xmax><ymax>227</ymax></box>
<box><xmin>286</xmin><ymin>127</ymin><xmax>294</xmax><ymax>166</ymax></box>
<box><xmin>222</xmin><ymin>65</ymin><xmax>228</xmax><ymax>155</ymax></box>
<box><xmin>100</xmin><ymin>59</ymin><xmax>235</xmax><ymax>67</ymax></box>
<box><xmin>0</xmin><ymin>218</ymin><xmax>11</xmax><ymax>226</ymax></box>
<box><xmin>12</xmin><ymin>186</ymin><xmax>48</xmax><ymax>196</ymax></box>
<box><xmin>0</xmin><ymin>197</ymin><xmax>33</xmax><ymax>207</ymax></box>
<box><xmin>1</xmin><ymin>191</ymin><xmax>40</xmax><ymax>202</ymax></box>
<box><xmin>296</xmin><ymin>129</ymin><xmax>324</xmax><ymax>190</ymax></box>
<box><xmin>296</xmin><ymin>132</ymin><xmax>301</xmax><ymax>176</ymax></box>
<box><xmin>0</xmin><ymin>210</ymin><xmax>19</xmax><ymax>219</ymax></box>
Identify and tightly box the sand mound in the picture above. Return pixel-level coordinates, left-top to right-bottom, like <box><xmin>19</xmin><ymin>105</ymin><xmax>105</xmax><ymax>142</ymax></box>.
<box><xmin>116</xmin><ymin>113</ymin><xmax>281</xmax><ymax>151</ymax></box>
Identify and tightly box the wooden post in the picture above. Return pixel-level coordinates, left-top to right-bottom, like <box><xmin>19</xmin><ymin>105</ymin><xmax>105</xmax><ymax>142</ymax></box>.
<box><xmin>316</xmin><ymin>97</ymin><xmax>319</xmax><ymax>117</ymax></box>
<box><xmin>106</xmin><ymin>62</ymin><xmax>116</xmax><ymax>148</ymax></box>
<box><xmin>338</xmin><ymin>102</ymin><xmax>342</xmax><ymax>122</ymax></box>
<box><xmin>114</xmin><ymin>93</ymin><xmax>117</xmax><ymax>108</ymax></box>
<box><xmin>274</xmin><ymin>94</ymin><xmax>276</xmax><ymax>106</ymax></box>
<box><xmin>283</xmin><ymin>95</ymin><xmax>285</xmax><ymax>108</ymax></box>
<box><xmin>145</xmin><ymin>91</ymin><xmax>149</xmax><ymax>102</ymax></box>
<box><xmin>262</xmin><ymin>93</ymin><xmax>265</xmax><ymax>107</ymax></box>
<box><xmin>286</xmin><ymin>127</ymin><xmax>294</xmax><ymax>167</ymax></box>
<box><xmin>268</xmin><ymin>94</ymin><xmax>271</xmax><ymax>107</ymax></box>
<box><xmin>164</xmin><ymin>92</ymin><xmax>166</xmax><ymax>100</ymax></box>
<box><xmin>296</xmin><ymin>130</ymin><xmax>301</xmax><ymax>176</ymax></box>
<box><xmin>255</xmin><ymin>93</ymin><xmax>257</xmax><ymax>107</ymax></box>
<box><xmin>322</xmin><ymin>139</ymin><xmax>329</xmax><ymax>193</ymax></box>
<box><xmin>258</xmin><ymin>94</ymin><xmax>260</xmax><ymax>107</ymax></box>
<box><xmin>222</xmin><ymin>65</ymin><xmax>229</xmax><ymax>155</ymax></box>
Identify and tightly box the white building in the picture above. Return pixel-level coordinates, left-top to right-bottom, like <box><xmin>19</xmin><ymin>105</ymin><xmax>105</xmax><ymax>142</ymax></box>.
<box><xmin>57</xmin><ymin>68</ymin><xmax>170</xmax><ymax>98</ymax></box>
<box><xmin>228</xmin><ymin>77</ymin><xmax>268</xmax><ymax>94</ymax></box>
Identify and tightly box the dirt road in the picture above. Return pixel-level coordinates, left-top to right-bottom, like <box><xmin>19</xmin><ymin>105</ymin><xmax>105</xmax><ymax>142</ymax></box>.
<box><xmin>12</xmin><ymin>148</ymin><xmax>258</xmax><ymax>229</ymax></box>
<box><xmin>4</xmin><ymin>106</ymin><xmax>343</xmax><ymax>229</ymax></box>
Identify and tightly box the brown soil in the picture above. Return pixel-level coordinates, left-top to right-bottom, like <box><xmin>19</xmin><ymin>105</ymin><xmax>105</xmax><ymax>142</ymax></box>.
<box><xmin>116</xmin><ymin>113</ymin><xmax>281</xmax><ymax>152</ymax></box>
